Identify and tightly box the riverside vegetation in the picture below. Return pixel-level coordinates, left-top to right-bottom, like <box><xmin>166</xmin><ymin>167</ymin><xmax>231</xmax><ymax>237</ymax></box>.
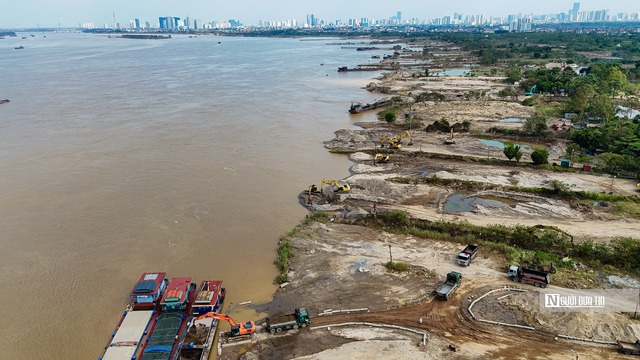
<box><xmin>365</xmin><ymin>210</ymin><xmax>640</xmax><ymax>280</ymax></box>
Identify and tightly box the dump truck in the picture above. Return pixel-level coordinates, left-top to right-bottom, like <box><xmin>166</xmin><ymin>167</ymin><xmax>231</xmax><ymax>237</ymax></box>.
<box><xmin>265</xmin><ymin>308</ymin><xmax>311</xmax><ymax>334</ymax></box>
<box><xmin>508</xmin><ymin>265</ymin><xmax>550</xmax><ymax>288</ymax></box>
<box><xmin>435</xmin><ymin>272</ymin><xmax>462</xmax><ymax>300</ymax></box>
<box><xmin>457</xmin><ymin>244</ymin><xmax>479</xmax><ymax>266</ymax></box>
<box><xmin>618</xmin><ymin>339</ymin><xmax>640</xmax><ymax>355</ymax></box>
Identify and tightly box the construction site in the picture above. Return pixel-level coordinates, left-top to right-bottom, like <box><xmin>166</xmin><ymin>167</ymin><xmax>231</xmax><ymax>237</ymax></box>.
<box><xmin>215</xmin><ymin>38</ymin><xmax>640</xmax><ymax>360</ymax></box>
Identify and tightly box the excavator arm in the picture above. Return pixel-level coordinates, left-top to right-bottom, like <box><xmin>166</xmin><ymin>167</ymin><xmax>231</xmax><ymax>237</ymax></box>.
<box><xmin>196</xmin><ymin>312</ymin><xmax>238</xmax><ymax>326</ymax></box>
<box><xmin>321</xmin><ymin>179</ymin><xmax>350</xmax><ymax>192</ymax></box>
<box><xmin>395</xmin><ymin>131</ymin><xmax>413</xmax><ymax>145</ymax></box>
<box><xmin>380</xmin><ymin>137</ymin><xmax>401</xmax><ymax>149</ymax></box>
<box><xmin>374</xmin><ymin>153</ymin><xmax>390</xmax><ymax>163</ymax></box>
<box><xmin>195</xmin><ymin>312</ymin><xmax>256</xmax><ymax>336</ymax></box>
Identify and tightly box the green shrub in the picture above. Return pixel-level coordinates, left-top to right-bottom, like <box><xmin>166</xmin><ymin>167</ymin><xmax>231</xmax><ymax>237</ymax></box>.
<box><xmin>522</xmin><ymin>95</ymin><xmax>538</xmax><ymax>106</ymax></box>
<box><xmin>377</xmin><ymin>210</ymin><xmax>411</xmax><ymax>228</ymax></box>
<box><xmin>385</xmin><ymin>261</ymin><xmax>409</xmax><ymax>272</ymax></box>
<box><xmin>384</xmin><ymin>112</ymin><xmax>396</xmax><ymax>123</ymax></box>
<box><xmin>531</xmin><ymin>148</ymin><xmax>549</xmax><ymax>164</ymax></box>
<box><xmin>503</xmin><ymin>143</ymin><xmax>523</xmax><ymax>162</ymax></box>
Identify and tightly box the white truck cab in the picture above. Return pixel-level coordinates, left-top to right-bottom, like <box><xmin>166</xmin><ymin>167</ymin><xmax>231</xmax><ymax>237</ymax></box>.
<box><xmin>508</xmin><ymin>265</ymin><xmax>520</xmax><ymax>279</ymax></box>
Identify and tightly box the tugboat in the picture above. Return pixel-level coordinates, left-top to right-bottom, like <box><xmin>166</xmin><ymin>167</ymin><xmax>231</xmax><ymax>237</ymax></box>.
<box><xmin>14</xmin><ymin>46</ymin><xmax>24</xmax><ymax>50</ymax></box>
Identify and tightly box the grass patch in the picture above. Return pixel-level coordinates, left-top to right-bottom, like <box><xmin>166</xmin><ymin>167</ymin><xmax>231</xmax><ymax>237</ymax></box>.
<box><xmin>359</xmin><ymin>210</ymin><xmax>640</xmax><ymax>277</ymax></box>
<box><xmin>534</xmin><ymin>102</ymin><xmax>564</xmax><ymax>118</ymax></box>
<box><xmin>304</xmin><ymin>211</ymin><xmax>329</xmax><ymax>224</ymax></box>
<box><xmin>274</xmin><ymin>238</ymin><xmax>292</xmax><ymax>284</ymax></box>
<box><xmin>611</xmin><ymin>201</ymin><xmax>640</xmax><ymax>219</ymax></box>
<box><xmin>384</xmin><ymin>261</ymin><xmax>409</xmax><ymax>272</ymax></box>
<box><xmin>273</xmin><ymin>211</ymin><xmax>329</xmax><ymax>284</ymax></box>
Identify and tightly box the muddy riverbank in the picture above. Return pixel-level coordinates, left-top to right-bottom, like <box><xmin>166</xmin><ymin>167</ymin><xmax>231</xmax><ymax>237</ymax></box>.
<box><xmin>219</xmin><ymin>39</ymin><xmax>639</xmax><ymax>360</ymax></box>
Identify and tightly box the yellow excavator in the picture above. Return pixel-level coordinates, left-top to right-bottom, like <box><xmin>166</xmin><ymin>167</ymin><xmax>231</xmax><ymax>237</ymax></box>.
<box><xmin>444</xmin><ymin>128</ymin><xmax>455</xmax><ymax>145</ymax></box>
<box><xmin>394</xmin><ymin>131</ymin><xmax>413</xmax><ymax>146</ymax></box>
<box><xmin>321</xmin><ymin>179</ymin><xmax>351</xmax><ymax>192</ymax></box>
<box><xmin>380</xmin><ymin>136</ymin><xmax>401</xmax><ymax>149</ymax></box>
<box><xmin>636</xmin><ymin>183</ymin><xmax>640</xmax><ymax>192</ymax></box>
<box><xmin>374</xmin><ymin>153</ymin><xmax>390</xmax><ymax>164</ymax></box>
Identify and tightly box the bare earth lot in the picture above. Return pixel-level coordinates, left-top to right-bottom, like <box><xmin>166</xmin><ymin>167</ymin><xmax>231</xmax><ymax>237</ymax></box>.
<box><xmin>221</xmin><ymin>42</ymin><xmax>639</xmax><ymax>360</ymax></box>
<box><xmin>230</xmin><ymin>222</ymin><xmax>636</xmax><ymax>360</ymax></box>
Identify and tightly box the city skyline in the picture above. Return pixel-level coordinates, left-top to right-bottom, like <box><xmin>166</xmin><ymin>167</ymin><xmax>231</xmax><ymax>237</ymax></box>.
<box><xmin>2</xmin><ymin>0</ymin><xmax>639</xmax><ymax>28</ymax></box>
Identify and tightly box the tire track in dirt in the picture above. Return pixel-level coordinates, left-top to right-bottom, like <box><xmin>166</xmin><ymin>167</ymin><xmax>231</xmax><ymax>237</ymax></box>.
<box><xmin>311</xmin><ymin>291</ymin><xmax>624</xmax><ymax>359</ymax></box>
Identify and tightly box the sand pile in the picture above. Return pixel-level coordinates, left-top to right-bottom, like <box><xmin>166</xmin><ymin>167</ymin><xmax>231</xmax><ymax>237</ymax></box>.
<box><xmin>478</xmin><ymin>290</ymin><xmax>640</xmax><ymax>342</ymax></box>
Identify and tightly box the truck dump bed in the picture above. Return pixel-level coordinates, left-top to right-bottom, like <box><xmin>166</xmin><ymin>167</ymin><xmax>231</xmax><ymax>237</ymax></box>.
<box><xmin>267</xmin><ymin>313</ymin><xmax>297</xmax><ymax>326</ymax></box>
<box><xmin>618</xmin><ymin>339</ymin><xmax>640</xmax><ymax>354</ymax></box>
<box><xmin>436</xmin><ymin>283</ymin><xmax>454</xmax><ymax>295</ymax></box>
<box><xmin>521</xmin><ymin>268</ymin><xmax>550</xmax><ymax>282</ymax></box>
<box><xmin>462</xmin><ymin>244</ymin><xmax>478</xmax><ymax>253</ymax></box>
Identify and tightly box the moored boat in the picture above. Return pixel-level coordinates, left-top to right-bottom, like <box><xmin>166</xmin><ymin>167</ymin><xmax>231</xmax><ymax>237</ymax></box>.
<box><xmin>101</xmin><ymin>310</ymin><xmax>154</xmax><ymax>360</ymax></box>
<box><xmin>102</xmin><ymin>275</ymin><xmax>226</xmax><ymax>360</ymax></box>
<box><xmin>349</xmin><ymin>99</ymin><xmax>393</xmax><ymax>114</ymax></box>
<box><xmin>161</xmin><ymin>277</ymin><xmax>194</xmax><ymax>311</ymax></box>
<box><xmin>138</xmin><ymin>277</ymin><xmax>196</xmax><ymax>360</ymax></box>
<box><xmin>131</xmin><ymin>272</ymin><xmax>168</xmax><ymax>310</ymax></box>
<box><xmin>192</xmin><ymin>280</ymin><xmax>225</xmax><ymax>316</ymax></box>
<box><xmin>178</xmin><ymin>280</ymin><xmax>225</xmax><ymax>360</ymax></box>
<box><xmin>100</xmin><ymin>273</ymin><xmax>167</xmax><ymax>360</ymax></box>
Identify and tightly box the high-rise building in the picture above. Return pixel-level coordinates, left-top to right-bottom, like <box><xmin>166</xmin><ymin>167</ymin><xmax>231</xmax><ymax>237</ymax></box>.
<box><xmin>159</xmin><ymin>17</ymin><xmax>169</xmax><ymax>29</ymax></box>
<box><xmin>396</xmin><ymin>11</ymin><xmax>402</xmax><ymax>22</ymax></box>
<box><xmin>572</xmin><ymin>2</ymin><xmax>580</xmax><ymax>14</ymax></box>
<box><xmin>517</xmin><ymin>16</ymin><xmax>532</xmax><ymax>32</ymax></box>
<box><xmin>134</xmin><ymin>18</ymin><xmax>140</xmax><ymax>29</ymax></box>
<box><xmin>306</xmin><ymin>14</ymin><xmax>317</xmax><ymax>27</ymax></box>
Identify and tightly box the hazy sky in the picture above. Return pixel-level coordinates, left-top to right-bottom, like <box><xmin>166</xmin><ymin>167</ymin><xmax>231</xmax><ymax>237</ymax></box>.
<box><xmin>1</xmin><ymin>0</ymin><xmax>639</xmax><ymax>28</ymax></box>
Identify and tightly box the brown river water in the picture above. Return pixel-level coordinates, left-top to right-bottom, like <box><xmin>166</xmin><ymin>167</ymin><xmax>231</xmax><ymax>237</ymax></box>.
<box><xmin>0</xmin><ymin>33</ymin><xmax>384</xmax><ymax>359</ymax></box>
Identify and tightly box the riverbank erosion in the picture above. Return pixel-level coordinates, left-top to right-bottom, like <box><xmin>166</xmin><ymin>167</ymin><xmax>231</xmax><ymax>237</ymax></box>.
<box><xmin>221</xmin><ymin>37</ymin><xmax>639</xmax><ymax>359</ymax></box>
<box><xmin>223</xmin><ymin>124</ymin><xmax>640</xmax><ymax>358</ymax></box>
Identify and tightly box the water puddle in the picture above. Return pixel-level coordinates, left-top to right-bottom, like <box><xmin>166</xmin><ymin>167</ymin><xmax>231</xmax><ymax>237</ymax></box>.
<box><xmin>433</xmin><ymin>69</ymin><xmax>469</xmax><ymax>76</ymax></box>
<box><xmin>443</xmin><ymin>194</ymin><xmax>511</xmax><ymax>214</ymax></box>
<box><xmin>479</xmin><ymin>139</ymin><xmax>533</xmax><ymax>150</ymax></box>
<box><xmin>499</xmin><ymin>118</ymin><xmax>527</xmax><ymax>123</ymax></box>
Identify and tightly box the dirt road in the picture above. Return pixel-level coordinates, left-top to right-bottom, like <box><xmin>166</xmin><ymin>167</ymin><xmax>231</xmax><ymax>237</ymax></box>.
<box><xmin>386</xmin><ymin>203</ymin><xmax>639</xmax><ymax>242</ymax></box>
<box><xmin>311</xmin><ymin>291</ymin><xmax>626</xmax><ymax>359</ymax></box>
